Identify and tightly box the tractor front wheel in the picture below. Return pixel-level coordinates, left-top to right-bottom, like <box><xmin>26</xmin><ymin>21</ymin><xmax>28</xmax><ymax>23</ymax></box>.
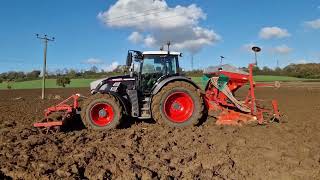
<box><xmin>81</xmin><ymin>94</ymin><xmax>123</xmax><ymax>130</ymax></box>
<box><xmin>152</xmin><ymin>81</ymin><xmax>204</xmax><ymax>127</ymax></box>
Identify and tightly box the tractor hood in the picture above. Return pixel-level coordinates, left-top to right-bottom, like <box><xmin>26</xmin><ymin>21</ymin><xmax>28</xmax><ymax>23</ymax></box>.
<box><xmin>90</xmin><ymin>75</ymin><xmax>135</xmax><ymax>92</ymax></box>
<box><xmin>90</xmin><ymin>78</ymin><xmax>106</xmax><ymax>91</ymax></box>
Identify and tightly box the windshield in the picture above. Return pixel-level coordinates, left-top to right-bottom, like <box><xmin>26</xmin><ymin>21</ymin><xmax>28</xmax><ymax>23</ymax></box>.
<box><xmin>142</xmin><ymin>55</ymin><xmax>178</xmax><ymax>75</ymax></box>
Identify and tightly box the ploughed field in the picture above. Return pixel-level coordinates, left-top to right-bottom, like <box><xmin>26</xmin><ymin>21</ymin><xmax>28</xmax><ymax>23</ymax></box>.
<box><xmin>0</xmin><ymin>85</ymin><xmax>320</xmax><ymax>179</ymax></box>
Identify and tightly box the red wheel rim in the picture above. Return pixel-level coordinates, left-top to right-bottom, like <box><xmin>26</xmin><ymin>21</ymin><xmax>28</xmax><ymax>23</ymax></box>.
<box><xmin>163</xmin><ymin>92</ymin><xmax>194</xmax><ymax>123</ymax></box>
<box><xmin>90</xmin><ymin>103</ymin><xmax>114</xmax><ymax>126</ymax></box>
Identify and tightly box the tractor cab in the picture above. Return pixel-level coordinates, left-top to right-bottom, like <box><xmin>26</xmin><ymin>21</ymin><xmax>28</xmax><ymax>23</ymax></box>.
<box><xmin>127</xmin><ymin>50</ymin><xmax>182</xmax><ymax>93</ymax></box>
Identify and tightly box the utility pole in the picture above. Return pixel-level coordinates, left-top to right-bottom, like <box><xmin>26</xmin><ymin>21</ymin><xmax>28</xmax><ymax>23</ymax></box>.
<box><xmin>276</xmin><ymin>59</ymin><xmax>280</xmax><ymax>68</ymax></box>
<box><xmin>36</xmin><ymin>34</ymin><xmax>55</xmax><ymax>100</ymax></box>
<box><xmin>191</xmin><ymin>55</ymin><xmax>194</xmax><ymax>70</ymax></box>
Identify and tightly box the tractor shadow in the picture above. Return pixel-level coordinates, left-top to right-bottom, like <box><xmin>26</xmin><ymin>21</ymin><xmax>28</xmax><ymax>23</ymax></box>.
<box><xmin>62</xmin><ymin>115</ymin><xmax>157</xmax><ymax>132</ymax></box>
<box><xmin>119</xmin><ymin>116</ymin><xmax>157</xmax><ymax>129</ymax></box>
<box><xmin>119</xmin><ymin>112</ymin><xmax>209</xmax><ymax>129</ymax></box>
<box><xmin>197</xmin><ymin>111</ymin><xmax>209</xmax><ymax>126</ymax></box>
<box><xmin>62</xmin><ymin>113</ymin><xmax>208</xmax><ymax>132</ymax></box>
<box><xmin>61</xmin><ymin>114</ymin><xmax>86</xmax><ymax>132</ymax></box>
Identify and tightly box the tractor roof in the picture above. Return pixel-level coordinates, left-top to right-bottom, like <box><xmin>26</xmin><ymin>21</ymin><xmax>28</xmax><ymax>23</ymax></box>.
<box><xmin>143</xmin><ymin>51</ymin><xmax>181</xmax><ymax>56</ymax></box>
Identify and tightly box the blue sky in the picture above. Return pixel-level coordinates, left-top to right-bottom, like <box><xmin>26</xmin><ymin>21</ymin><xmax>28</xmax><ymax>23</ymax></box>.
<box><xmin>0</xmin><ymin>0</ymin><xmax>319</xmax><ymax>73</ymax></box>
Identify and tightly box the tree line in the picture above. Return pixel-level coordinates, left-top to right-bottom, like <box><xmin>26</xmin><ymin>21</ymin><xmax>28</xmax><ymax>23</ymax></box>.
<box><xmin>0</xmin><ymin>65</ymin><xmax>126</xmax><ymax>84</ymax></box>
<box><xmin>186</xmin><ymin>63</ymin><xmax>320</xmax><ymax>79</ymax></box>
<box><xmin>1</xmin><ymin>63</ymin><xmax>320</xmax><ymax>84</ymax></box>
<box><xmin>0</xmin><ymin>70</ymin><xmax>41</xmax><ymax>83</ymax></box>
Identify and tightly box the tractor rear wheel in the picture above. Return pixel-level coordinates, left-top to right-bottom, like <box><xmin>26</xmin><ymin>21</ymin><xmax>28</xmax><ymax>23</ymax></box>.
<box><xmin>151</xmin><ymin>81</ymin><xmax>204</xmax><ymax>127</ymax></box>
<box><xmin>81</xmin><ymin>94</ymin><xmax>123</xmax><ymax>130</ymax></box>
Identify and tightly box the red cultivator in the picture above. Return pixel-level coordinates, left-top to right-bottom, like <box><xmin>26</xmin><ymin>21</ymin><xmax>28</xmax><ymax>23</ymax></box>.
<box><xmin>204</xmin><ymin>63</ymin><xmax>280</xmax><ymax>125</ymax></box>
<box><xmin>33</xmin><ymin>94</ymin><xmax>82</xmax><ymax>134</ymax></box>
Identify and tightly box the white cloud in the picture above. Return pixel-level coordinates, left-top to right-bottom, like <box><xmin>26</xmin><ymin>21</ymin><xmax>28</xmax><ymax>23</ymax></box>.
<box><xmin>144</xmin><ymin>35</ymin><xmax>157</xmax><ymax>47</ymax></box>
<box><xmin>98</xmin><ymin>0</ymin><xmax>221</xmax><ymax>54</ymax></box>
<box><xmin>305</xmin><ymin>18</ymin><xmax>320</xmax><ymax>29</ymax></box>
<box><xmin>83</xmin><ymin>58</ymin><xmax>119</xmax><ymax>72</ymax></box>
<box><xmin>259</xmin><ymin>27</ymin><xmax>291</xmax><ymax>39</ymax></box>
<box><xmin>102</xmin><ymin>62</ymin><xmax>119</xmax><ymax>72</ymax></box>
<box><xmin>84</xmin><ymin>58</ymin><xmax>104</xmax><ymax>65</ymax></box>
<box><xmin>271</xmin><ymin>45</ymin><xmax>293</xmax><ymax>54</ymax></box>
<box><xmin>128</xmin><ymin>32</ymin><xmax>143</xmax><ymax>43</ymax></box>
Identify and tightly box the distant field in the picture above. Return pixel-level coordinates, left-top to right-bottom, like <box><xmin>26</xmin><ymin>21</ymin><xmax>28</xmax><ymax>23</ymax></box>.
<box><xmin>0</xmin><ymin>76</ymin><xmax>316</xmax><ymax>90</ymax></box>
<box><xmin>253</xmin><ymin>75</ymin><xmax>309</xmax><ymax>82</ymax></box>
<box><xmin>191</xmin><ymin>75</ymin><xmax>311</xmax><ymax>88</ymax></box>
<box><xmin>0</xmin><ymin>79</ymin><xmax>95</xmax><ymax>90</ymax></box>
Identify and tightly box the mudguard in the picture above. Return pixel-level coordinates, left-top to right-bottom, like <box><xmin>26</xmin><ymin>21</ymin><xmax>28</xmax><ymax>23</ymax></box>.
<box><xmin>104</xmin><ymin>91</ymin><xmax>130</xmax><ymax>116</ymax></box>
<box><xmin>151</xmin><ymin>76</ymin><xmax>200</xmax><ymax>95</ymax></box>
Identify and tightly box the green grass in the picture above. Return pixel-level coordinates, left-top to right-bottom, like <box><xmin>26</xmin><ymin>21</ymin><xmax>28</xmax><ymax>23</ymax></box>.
<box><xmin>0</xmin><ymin>75</ymin><xmax>315</xmax><ymax>90</ymax></box>
<box><xmin>253</xmin><ymin>75</ymin><xmax>307</xmax><ymax>82</ymax></box>
<box><xmin>192</xmin><ymin>75</ymin><xmax>309</xmax><ymax>84</ymax></box>
<box><xmin>0</xmin><ymin>79</ymin><xmax>95</xmax><ymax>90</ymax></box>
<box><xmin>191</xmin><ymin>75</ymin><xmax>314</xmax><ymax>89</ymax></box>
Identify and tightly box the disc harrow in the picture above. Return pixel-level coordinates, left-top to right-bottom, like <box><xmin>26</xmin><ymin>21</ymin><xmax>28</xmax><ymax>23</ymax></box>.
<box><xmin>33</xmin><ymin>94</ymin><xmax>83</xmax><ymax>134</ymax></box>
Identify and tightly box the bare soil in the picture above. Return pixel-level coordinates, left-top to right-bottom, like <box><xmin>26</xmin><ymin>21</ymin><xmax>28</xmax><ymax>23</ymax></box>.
<box><xmin>0</xmin><ymin>85</ymin><xmax>320</xmax><ymax>179</ymax></box>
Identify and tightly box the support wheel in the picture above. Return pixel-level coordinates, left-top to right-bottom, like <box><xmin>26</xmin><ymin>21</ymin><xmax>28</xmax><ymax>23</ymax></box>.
<box><xmin>81</xmin><ymin>94</ymin><xmax>123</xmax><ymax>130</ymax></box>
<box><xmin>151</xmin><ymin>81</ymin><xmax>204</xmax><ymax>127</ymax></box>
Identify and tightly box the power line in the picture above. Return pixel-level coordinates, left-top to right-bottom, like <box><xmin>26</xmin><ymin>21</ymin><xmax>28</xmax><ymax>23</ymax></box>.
<box><xmin>104</xmin><ymin>7</ymin><xmax>201</xmax><ymax>24</ymax></box>
<box><xmin>105</xmin><ymin>7</ymin><xmax>162</xmax><ymax>21</ymax></box>
<box><xmin>106</xmin><ymin>9</ymin><xmax>166</xmax><ymax>23</ymax></box>
<box><xmin>109</xmin><ymin>10</ymin><xmax>201</xmax><ymax>26</ymax></box>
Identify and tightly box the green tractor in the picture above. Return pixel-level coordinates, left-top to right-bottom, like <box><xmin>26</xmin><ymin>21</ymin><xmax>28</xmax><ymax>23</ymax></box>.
<box><xmin>81</xmin><ymin>50</ymin><xmax>204</xmax><ymax>130</ymax></box>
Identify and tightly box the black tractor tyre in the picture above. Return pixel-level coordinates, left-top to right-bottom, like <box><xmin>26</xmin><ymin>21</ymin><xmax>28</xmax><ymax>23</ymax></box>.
<box><xmin>151</xmin><ymin>81</ymin><xmax>204</xmax><ymax>127</ymax></box>
<box><xmin>81</xmin><ymin>94</ymin><xmax>123</xmax><ymax>130</ymax></box>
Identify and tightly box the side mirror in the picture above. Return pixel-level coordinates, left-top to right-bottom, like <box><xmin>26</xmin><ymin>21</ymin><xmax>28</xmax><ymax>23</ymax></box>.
<box><xmin>126</xmin><ymin>52</ymin><xmax>133</xmax><ymax>66</ymax></box>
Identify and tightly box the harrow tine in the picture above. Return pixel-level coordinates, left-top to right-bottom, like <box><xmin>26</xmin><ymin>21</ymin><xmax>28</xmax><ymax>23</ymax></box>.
<box><xmin>38</xmin><ymin>127</ymin><xmax>46</xmax><ymax>135</ymax></box>
<box><xmin>36</xmin><ymin>114</ymin><xmax>63</xmax><ymax>135</ymax></box>
<box><xmin>38</xmin><ymin>126</ymin><xmax>61</xmax><ymax>135</ymax></box>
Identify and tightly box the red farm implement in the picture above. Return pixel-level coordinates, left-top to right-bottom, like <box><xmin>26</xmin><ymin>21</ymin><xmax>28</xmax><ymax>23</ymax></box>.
<box><xmin>33</xmin><ymin>46</ymin><xmax>281</xmax><ymax>133</ymax></box>
<box><xmin>203</xmin><ymin>46</ymin><xmax>280</xmax><ymax>125</ymax></box>
<box><xmin>204</xmin><ymin>63</ymin><xmax>280</xmax><ymax>125</ymax></box>
<box><xmin>33</xmin><ymin>94</ymin><xmax>83</xmax><ymax>134</ymax></box>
